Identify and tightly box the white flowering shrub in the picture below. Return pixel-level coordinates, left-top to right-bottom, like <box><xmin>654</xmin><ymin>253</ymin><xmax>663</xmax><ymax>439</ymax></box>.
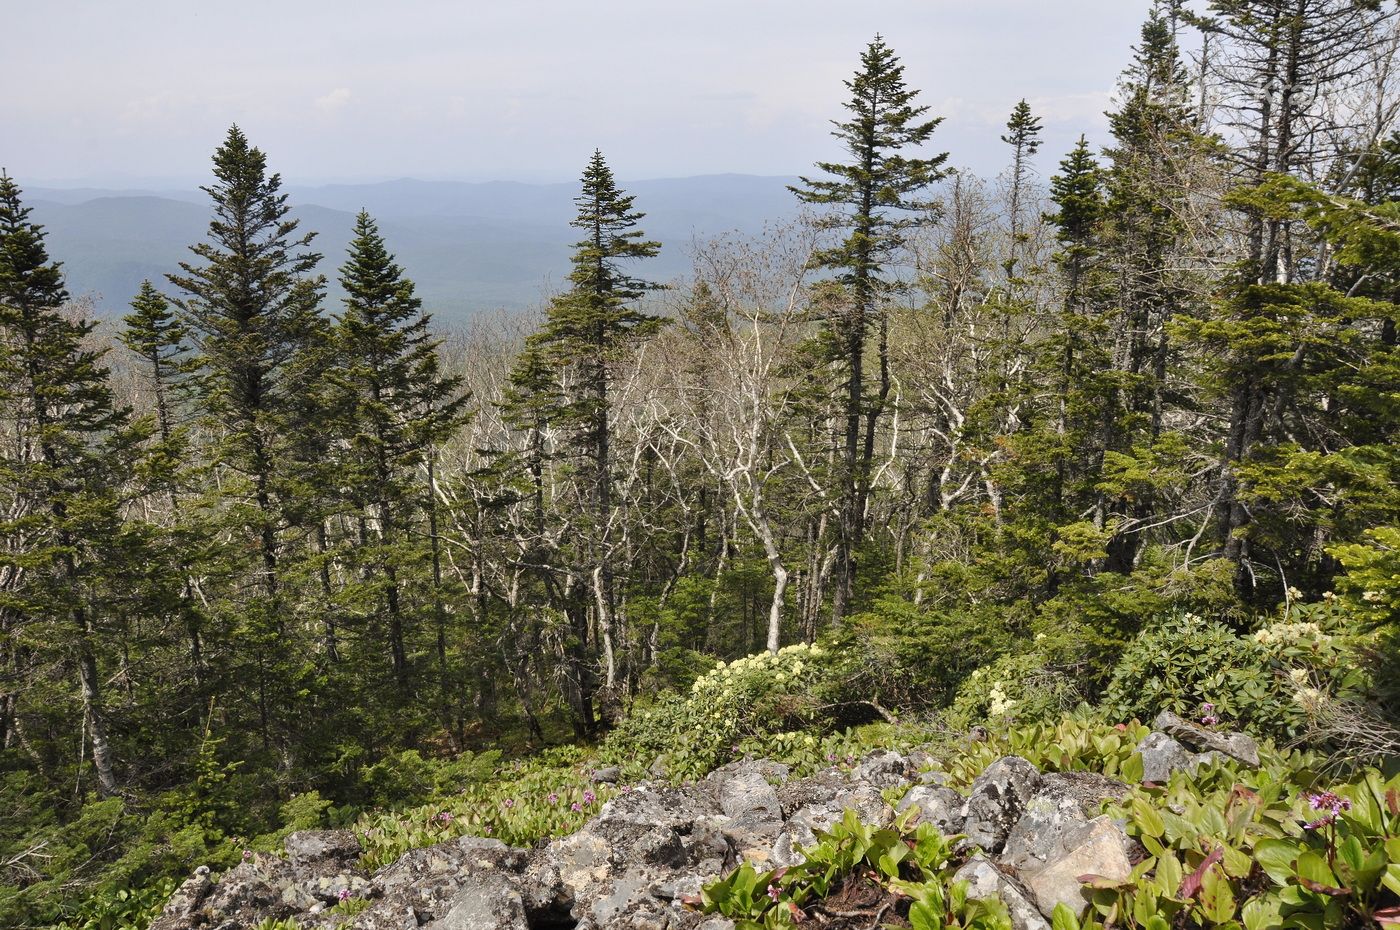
<box><xmin>600</xmin><ymin>643</ymin><xmax>848</xmax><ymax>781</ymax></box>
<box><xmin>1102</xmin><ymin>606</ymin><xmax>1367</xmax><ymax>739</ymax></box>
<box><xmin>945</xmin><ymin>651</ymin><xmax>1080</xmax><ymax>730</ymax></box>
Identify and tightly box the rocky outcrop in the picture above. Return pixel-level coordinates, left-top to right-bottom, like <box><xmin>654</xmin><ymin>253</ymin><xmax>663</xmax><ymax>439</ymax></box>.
<box><xmin>149</xmin><ymin>720</ymin><xmax>1257</xmax><ymax>930</ymax></box>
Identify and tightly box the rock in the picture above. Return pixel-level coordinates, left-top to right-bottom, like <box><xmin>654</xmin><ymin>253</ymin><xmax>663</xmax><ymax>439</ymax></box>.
<box><xmin>649</xmin><ymin>755</ymin><xmax>670</xmax><ymax>779</ymax></box>
<box><xmin>1152</xmin><ymin>712</ymin><xmax>1260</xmax><ymax>767</ymax></box>
<box><xmin>148</xmin><ymin>866</ymin><xmax>212</xmax><ymax>930</ymax></box>
<box><xmin>786</xmin><ymin>783</ymin><xmax>893</xmax><ymax>847</ymax></box>
<box><xmin>954</xmin><ymin>855</ymin><xmax>1050</xmax><ymax>930</ymax></box>
<box><xmin>199</xmin><ymin>860</ymin><xmax>299</xmax><ymax>926</ymax></box>
<box><xmin>1135</xmin><ymin>732</ymin><xmax>1221</xmax><ymax>784</ymax></box>
<box><xmin>852</xmin><ymin>749</ymin><xmax>909</xmax><ymax>788</ymax></box>
<box><xmin>1001</xmin><ymin>773</ymin><xmax>1130</xmax><ymax>876</ymax></box>
<box><xmin>1024</xmin><ymin>816</ymin><xmax>1131</xmax><ymax>919</ymax></box>
<box><xmin>895</xmin><ymin>785</ymin><xmax>965</xmax><ymax>834</ymax></box>
<box><xmin>698</xmin><ymin>919</ymin><xmax>737</xmax><ymax>930</ymax></box>
<box><xmin>718</xmin><ymin>770</ymin><xmax>782</xmax><ymax>824</ymax></box>
<box><xmin>592</xmin><ymin>766</ymin><xmax>622</xmax><ymax>784</ymax></box>
<box><xmin>432</xmin><ymin>871</ymin><xmax>528</xmax><ymax>930</ymax></box>
<box><xmin>961</xmin><ymin>756</ymin><xmax>1042</xmax><ymax>854</ymax></box>
<box><xmin>284</xmin><ymin>829</ymin><xmax>363</xmax><ymax>871</ymax></box>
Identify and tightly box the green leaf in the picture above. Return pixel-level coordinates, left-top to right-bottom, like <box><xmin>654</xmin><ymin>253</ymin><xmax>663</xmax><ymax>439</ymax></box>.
<box><xmin>1132</xmin><ymin>798</ymin><xmax>1166</xmax><ymax>839</ymax></box>
<box><xmin>1254</xmin><ymin>839</ymin><xmax>1300</xmax><ymax>887</ymax></box>
<box><xmin>1120</xmin><ymin>753</ymin><xmax>1145</xmax><ymax>784</ymax></box>
<box><xmin>1051</xmin><ymin>902</ymin><xmax>1081</xmax><ymax>930</ymax></box>
<box><xmin>1200</xmin><ymin>868</ymin><xmax>1237</xmax><ymax>924</ymax></box>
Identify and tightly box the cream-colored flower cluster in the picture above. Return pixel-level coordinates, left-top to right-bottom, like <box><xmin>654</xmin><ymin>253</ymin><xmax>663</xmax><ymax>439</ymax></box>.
<box><xmin>987</xmin><ymin>683</ymin><xmax>1015</xmax><ymax>717</ymax></box>
<box><xmin>1253</xmin><ymin>621</ymin><xmax>1328</xmax><ymax>647</ymax></box>
<box><xmin>689</xmin><ymin>643</ymin><xmax>822</xmax><ymax>696</ymax></box>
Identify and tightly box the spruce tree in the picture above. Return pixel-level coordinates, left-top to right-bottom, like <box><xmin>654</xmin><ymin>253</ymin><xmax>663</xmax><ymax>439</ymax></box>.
<box><xmin>790</xmin><ymin>35</ymin><xmax>948</xmax><ymax>622</ymax></box>
<box><xmin>167</xmin><ymin>126</ymin><xmax>326</xmax><ymax>748</ymax></box>
<box><xmin>0</xmin><ymin>173</ymin><xmax>131</xmax><ymax>796</ymax></box>
<box><xmin>1001</xmin><ymin>98</ymin><xmax>1043</xmax><ymax>275</ymax></box>
<box><xmin>502</xmin><ymin>150</ymin><xmax>660</xmax><ymax>729</ymax></box>
<box><xmin>330</xmin><ymin>211</ymin><xmax>469</xmax><ymax>697</ymax></box>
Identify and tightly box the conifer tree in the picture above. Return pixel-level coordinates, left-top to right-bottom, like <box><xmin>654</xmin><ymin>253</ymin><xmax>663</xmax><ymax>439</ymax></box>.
<box><xmin>121</xmin><ymin>281</ymin><xmax>208</xmax><ymax>680</ymax></box>
<box><xmin>791</xmin><ymin>36</ymin><xmax>948</xmax><ymax>622</ymax></box>
<box><xmin>1001</xmin><ymin>99</ymin><xmax>1043</xmax><ymax>276</ymax></box>
<box><xmin>0</xmin><ymin>174</ymin><xmax>131</xmax><ymax>796</ymax></box>
<box><xmin>167</xmin><ymin>126</ymin><xmax>326</xmax><ymax>747</ymax></box>
<box><xmin>503</xmin><ymin>150</ymin><xmax>660</xmax><ymax>725</ymax></box>
<box><xmin>330</xmin><ymin>211</ymin><xmax>469</xmax><ymax>696</ymax></box>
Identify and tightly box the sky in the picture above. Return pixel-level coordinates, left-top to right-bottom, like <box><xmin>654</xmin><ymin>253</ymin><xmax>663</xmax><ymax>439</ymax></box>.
<box><xmin>4</xmin><ymin>0</ymin><xmax>1154</xmax><ymax>188</ymax></box>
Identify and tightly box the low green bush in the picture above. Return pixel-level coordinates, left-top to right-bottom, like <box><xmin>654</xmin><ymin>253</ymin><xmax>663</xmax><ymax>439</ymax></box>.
<box><xmin>600</xmin><ymin>643</ymin><xmax>851</xmax><ymax>781</ymax></box>
<box><xmin>944</xmin><ymin>649</ymin><xmax>1081</xmax><ymax>730</ymax></box>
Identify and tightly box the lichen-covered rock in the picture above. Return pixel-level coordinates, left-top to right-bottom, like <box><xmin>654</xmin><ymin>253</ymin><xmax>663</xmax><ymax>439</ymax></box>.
<box><xmin>1136</xmin><ymin>731</ymin><xmax>1221</xmax><ymax>784</ymax></box>
<box><xmin>895</xmin><ymin>785</ymin><xmax>965</xmax><ymax>834</ymax></box>
<box><xmin>718</xmin><ymin>770</ymin><xmax>782</xmax><ymax>824</ymax></box>
<box><xmin>431</xmin><ymin>872</ymin><xmax>528</xmax><ymax>930</ymax></box>
<box><xmin>1152</xmin><ymin>711</ymin><xmax>1260</xmax><ymax>768</ymax></box>
<box><xmin>852</xmin><ymin>749</ymin><xmax>909</xmax><ymax>788</ymax></box>
<box><xmin>1023</xmin><ymin>816</ymin><xmax>1131</xmax><ymax>919</ymax></box>
<box><xmin>961</xmin><ymin>756</ymin><xmax>1042</xmax><ymax>854</ymax></box>
<box><xmin>954</xmin><ymin>855</ymin><xmax>1050</xmax><ymax>930</ymax></box>
<box><xmin>284</xmin><ymin>830</ymin><xmax>363</xmax><ymax>871</ymax></box>
<box><xmin>1000</xmin><ymin>772</ymin><xmax>1129</xmax><ymax>875</ymax></box>
<box><xmin>148</xmin><ymin>866</ymin><xmax>212</xmax><ymax>930</ymax></box>
<box><xmin>786</xmin><ymin>783</ymin><xmax>893</xmax><ymax>847</ymax></box>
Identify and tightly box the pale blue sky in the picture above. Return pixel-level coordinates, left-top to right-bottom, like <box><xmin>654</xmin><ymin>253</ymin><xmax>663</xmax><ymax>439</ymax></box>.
<box><xmin>5</xmin><ymin>0</ymin><xmax>1155</xmax><ymax>186</ymax></box>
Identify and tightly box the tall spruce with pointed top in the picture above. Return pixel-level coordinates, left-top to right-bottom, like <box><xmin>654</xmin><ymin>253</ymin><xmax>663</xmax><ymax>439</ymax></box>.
<box><xmin>1001</xmin><ymin>98</ymin><xmax>1043</xmax><ymax>275</ymax></box>
<box><xmin>167</xmin><ymin>126</ymin><xmax>326</xmax><ymax>747</ymax></box>
<box><xmin>0</xmin><ymin>173</ymin><xmax>131</xmax><ymax>796</ymax></box>
<box><xmin>791</xmin><ymin>36</ymin><xmax>948</xmax><ymax>623</ymax></box>
<box><xmin>502</xmin><ymin>150</ymin><xmax>660</xmax><ymax>730</ymax></box>
<box><xmin>331</xmin><ymin>211</ymin><xmax>469</xmax><ymax>699</ymax></box>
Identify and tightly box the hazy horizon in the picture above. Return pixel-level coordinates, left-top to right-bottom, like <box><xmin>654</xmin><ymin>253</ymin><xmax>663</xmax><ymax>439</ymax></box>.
<box><xmin>6</xmin><ymin>1</ymin><xmax>1155</xmax><ymax>188</ymax></box>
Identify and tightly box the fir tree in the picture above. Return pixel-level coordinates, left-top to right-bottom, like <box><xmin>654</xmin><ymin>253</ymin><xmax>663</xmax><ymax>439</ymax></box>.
<box><xmin>0</xmin><ymin>173</ymin><xmax>131</xmax><ymax>796</ymax></box>
<box><xmin>790</xmin><ymin>35</ymin><xmax>948</xmax><ymax>623</ymax></box>
<box><xmin>331</xmin><ymin>211</ymin><xmax>469</xmax><ymax>697</ymax></box>
<box><xmin>1001</xmin><ymin>98</ymin><xmax>1043</xmax><ymax>275</ymax></box>
<box><xmin>167</xmin><ymin>125</ymin><xmax>326</xmax><ymax>748</ymax></box>
<box><xmin>502</xmin><ymin>150</ymin><xmax>661</xmax><ymax>729</ymax></box>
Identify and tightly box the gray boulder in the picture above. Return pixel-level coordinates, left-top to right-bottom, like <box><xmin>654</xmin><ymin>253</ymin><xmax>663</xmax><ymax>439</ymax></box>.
<box><xmin>1023</xmin><ymin>816</ymin><xmax>1131</xmax><ymax>919</ymax></box>
<box><xmin>284</xmin><ymin>830</ymin><xmax>363</xmax><ymax>871</ymax></box>
<box><xmin>430</xmin><ymin>872</ymin><xmax>528</xmax><ymax>930</ymax></box>
<box><xmin>1135</xmin><ymin>732</ymin><xmax>1219</xmax><ymax>784</ymax></box>
<box><xmin>895</xmin><ymin>785</ymin><xmax>965</xmax><ymax>835</ymax></box>
<box><xmin>852</xmin><ymin>749</ymin><xmax>909</xmax><ymax>788</ymax></box>
<box><xmin>1001</xmin><ymin>772</ymin><xmax>1129</xmax><ymax>876</ymax></box>
<box><xmin>718</xmin><ymin>770</ymin><xmax>783</xmax><ymax>824</ymax></box>
<box><xmin>148</xmin><ymin>866</ymin><xmax>213</xmax><ymax>930</ymax></box>
<box><xmin>954</xmin><ymin>856</ymin><xmax>1050</xmax><ymax>930</ymax></box>
<box><xmin>1152</xmin><ymin>711</ymin><xmax>1260</xmax><ymax>768</ymax></box>
<box><xmin>961</xmin><ymin>756</ymin><xmax>1042</xmax><ymax>854</ymax></box>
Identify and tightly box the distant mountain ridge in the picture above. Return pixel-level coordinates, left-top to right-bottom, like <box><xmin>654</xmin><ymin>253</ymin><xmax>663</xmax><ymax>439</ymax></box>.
<box><xmin>26</xmin><ymin>175</ymin><xmax>803</xmax><ymax>324</ymax></box>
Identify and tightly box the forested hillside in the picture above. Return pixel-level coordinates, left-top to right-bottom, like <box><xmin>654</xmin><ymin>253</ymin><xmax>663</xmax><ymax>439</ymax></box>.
<box><xmin>2</xmin><ymin>3</ymin><xmax>1399</xmax><ymax>928</ymax></box>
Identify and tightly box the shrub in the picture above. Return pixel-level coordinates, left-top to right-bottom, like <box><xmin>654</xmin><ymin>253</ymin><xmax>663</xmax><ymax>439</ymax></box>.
<box><xmin>944</xmin><ymin>649</ymin><xmax>1081</xmax><ymax>731</ymax></box>
<box><xmin>1101</xmin><ymin>613</ymin><xmax>1291</xmax><ymax>735</ymax></box>
<box><xmin>600</xmin><ymin>643</ymin><xmax>850</xmax><ymax>781</ymax></box>
<box><xmin>1102</xmin><ymin>607</ymin><xmax>1371</xmax><ymax>742</ymax></box>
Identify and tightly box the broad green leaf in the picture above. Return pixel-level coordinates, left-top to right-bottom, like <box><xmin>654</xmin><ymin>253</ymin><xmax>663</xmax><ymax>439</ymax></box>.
<box><xmin>1051</xmin><ymin>902</ymin><xmax>1081</xmax><ymax>930</ymax></box>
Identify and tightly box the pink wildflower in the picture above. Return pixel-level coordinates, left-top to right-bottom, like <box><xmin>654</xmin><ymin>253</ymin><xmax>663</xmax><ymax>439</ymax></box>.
<box><xmin>583</xmin><ymin>790</ymin><xmax>596</xmax><ymax>804</ymax></box>
<box><xmin>767</xmin><ymin>883</ymin><xmax>781</xmax><ymax>902</ymax></box>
